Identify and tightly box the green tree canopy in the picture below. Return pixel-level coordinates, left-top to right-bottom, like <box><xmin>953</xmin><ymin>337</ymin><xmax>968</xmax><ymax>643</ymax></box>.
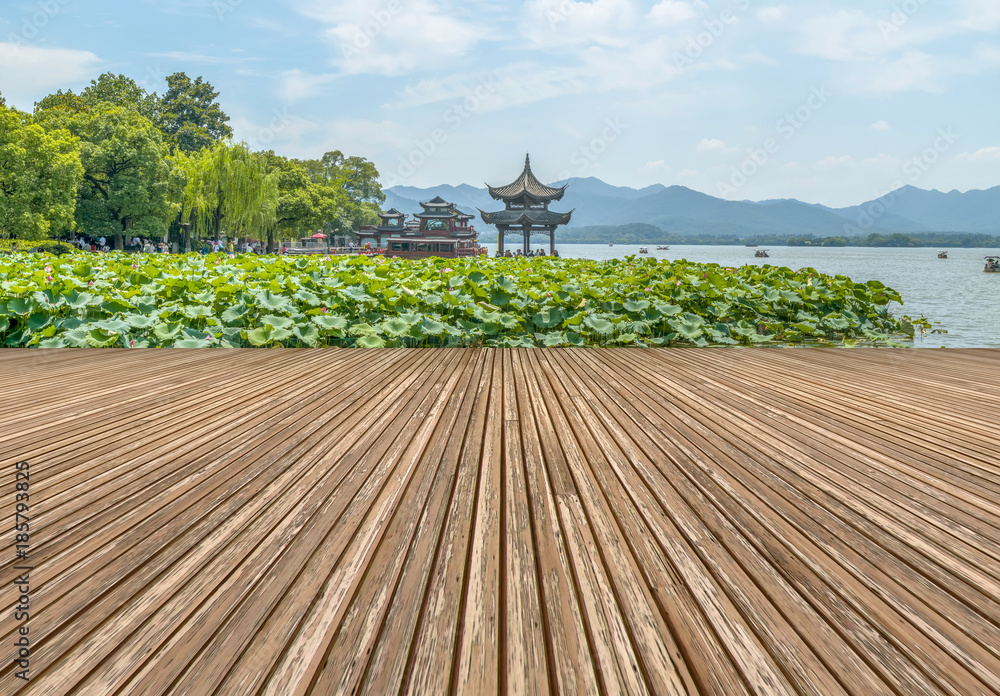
<box><xmin>65</xmin><ymin>106</ymin><xmax>173</xmax><ymax>249</ymax></box>
<box><xmin>261</xmin><ymin>151</ymin><xmax>343</xmax><ymax>243</ymax></box>
<box><xmin>178</xmin><ymin>141</ymin><xmax>277</xmax><ymax>245</ymax></box>
<box><xmin>0</xmin><ymin>104</ymin><xmax>83</xmax><ymax>240</ymax></box>
<box><xmin>81</xmin><ymin>73</ymin><xmax>159</xmax><ymax>122</ymax></box>
<box><xmin>34</xmin><ymin>90</ymin><xmax>88</xmax><ymax>115</ymax></box>
<box><xmin>158</xmin><ymin>73</ymin><xmax>233</xmax><ymax>152</ymax></box>
<box><xmin>299</xmin><ymin>150</ymin><xmax>383</xmax><ymax>234</ymax></box>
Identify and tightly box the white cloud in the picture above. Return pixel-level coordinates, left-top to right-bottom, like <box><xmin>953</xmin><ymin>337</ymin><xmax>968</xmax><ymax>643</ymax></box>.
<box><xmin>757</xmin><ymin>6</ymin><xmax>786</xmax><ymax>23</ymax></box>
<box><xmin>643</xmin><ymin>159</ymin><xmax>672</xmax><ymax>172</ymax></box>
<box><xmin>871</xmin><ymin>120</ymin><xmax>891</xmax><ymax>131</ymax></box>
<box><xmin>648</xmin><ymin>1</ymin><xmax>695</xmax><ymax>26</ymax></box>
<box><xmin>956</xmin><ymin>147</ymin><xmax>1000</xmax><ymax>162</ymax></box>
<box><xmin>277</xmin><ymin>69</ymin><xmax>338</xmax><ymax>103</ymax></box>
<box><xmin>0</xmin><ymin>43</ymin><xmax>102</xmax><ymax>109</ymax></box>
<box><xmin>696</xmin><ymin>138</ymin><xmax>738</xmax><ymax>153</ymax></box>
<box><xmin>297</xmin><ymin>0</ymin><xmax>487</xmax><ymax>76</ymax></box>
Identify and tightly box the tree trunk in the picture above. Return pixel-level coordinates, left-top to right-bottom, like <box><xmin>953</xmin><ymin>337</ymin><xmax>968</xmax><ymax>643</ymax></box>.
<box><xmin>267</xmin><ymin>228</ymin><xmax>275</xmax><ymax>254</ymax></box>
<box><xmin>184</xmin><ymin>228</ymin><xmax>191</xmax><ymax>254</ymax></box>
<box><xmin>114</xmin><ymin>233</ymin><xmax>124</xmax><ymax>251</ymax></box>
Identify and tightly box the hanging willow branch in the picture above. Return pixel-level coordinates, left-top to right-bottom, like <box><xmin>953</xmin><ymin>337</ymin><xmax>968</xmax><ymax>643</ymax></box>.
<box><xmin>179</xmin><ymin>141</ymin><xmax>277</xmax><ymax>240</ymax></box>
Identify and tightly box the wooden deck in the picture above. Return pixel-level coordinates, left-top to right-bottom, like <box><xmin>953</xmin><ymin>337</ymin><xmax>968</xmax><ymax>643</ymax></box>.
<box><xmin>3</xmin><ymin>348</ymin><xmax>1000</xmax><ymax>695</ymax></box>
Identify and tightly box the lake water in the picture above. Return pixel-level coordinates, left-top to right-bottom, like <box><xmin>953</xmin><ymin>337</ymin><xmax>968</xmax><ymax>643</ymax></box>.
<box><xmin>480</xmin><ymin>243</ymin><xmax>1000</xmax><ymax>348</ymax></box>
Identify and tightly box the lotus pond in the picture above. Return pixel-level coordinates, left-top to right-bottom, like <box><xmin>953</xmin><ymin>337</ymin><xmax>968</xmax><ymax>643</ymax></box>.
<box><xmin>0</xmin><ymin>252</ymin><xmax>928</xmax><ymax>348</ymax></box>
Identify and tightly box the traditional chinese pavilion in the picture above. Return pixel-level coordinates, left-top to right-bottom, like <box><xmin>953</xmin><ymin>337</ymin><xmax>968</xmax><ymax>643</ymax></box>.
<box><xmin>355</xmin><ymin>198</ymin><xmax>482</xmax><ymax>258</ymax></box>
<box><xmin>479</xmin><ymin>155</ymin><xmax>573</xmax><ymax>256</ymax></box>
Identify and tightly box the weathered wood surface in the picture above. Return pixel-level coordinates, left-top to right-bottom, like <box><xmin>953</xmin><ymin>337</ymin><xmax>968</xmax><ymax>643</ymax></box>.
<box><xmin>2</xmin><ymin>348</ymin><xmax>1000</xmax><ymax>695</ymax></box>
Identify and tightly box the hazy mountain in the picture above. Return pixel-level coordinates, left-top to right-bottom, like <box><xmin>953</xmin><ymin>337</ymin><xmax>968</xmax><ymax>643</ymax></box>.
<box><xmin>384</xmin><ymin>179</ymin><xmax>1000</xmax><ymax>237</ymax></box>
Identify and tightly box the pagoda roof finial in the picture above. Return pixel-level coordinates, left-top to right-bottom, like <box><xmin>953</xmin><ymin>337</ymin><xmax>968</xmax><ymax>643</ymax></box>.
<box><xmin>486</xmin><ymin>155</ymin><xmax>567</xmax><ymax>202</ymax></box>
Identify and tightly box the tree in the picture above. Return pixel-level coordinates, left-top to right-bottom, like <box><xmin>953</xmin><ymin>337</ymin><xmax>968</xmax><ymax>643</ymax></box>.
<box><xmin>299</xmin><ymin>150</ymin><xmax>384</xmax><ymax>234</ymax></box>
<box><xmin>34</xmin><ymin>89</ymin><xmax>88</xmax><ymax>115</ymax></box>
<box><xmin>178</xmin><ymin>141</ymin><xmax>277</xmax><ymax>247</ymax></box>
<box><xmin>67</xmin><ymin>106</ymin><xmax>173</xmax><ymax>250</ymax></box>
<box><xmin>158</xmin><ymin>73</ymin><xmax>233</xmax><ymax>153</ymax></box>
<box><xmin>0</xmin><ymin>104</ymin><xmax>83</xmax><ymax>240</ymax></box>
<box><xmin>260</xmin><ymin>151</ymin><xmax>343</xmax><ymax>248</ymax></box>
<box><xmin>81</xmin><ymin>73</ymin><xmax>159</xmax><ymax>122</ymax></box>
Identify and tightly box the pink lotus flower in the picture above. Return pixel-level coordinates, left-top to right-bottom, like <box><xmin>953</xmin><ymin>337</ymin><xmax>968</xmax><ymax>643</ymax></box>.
<box><xmin>132</xmin><ymin>264</ymin><xmax>137</xmax><ymax>270</ymax></box>
<box><xmin>645</xmin><ymin>287</ymin><xmax>651</xmax><ymax>292</ymax></box>
<box><xmin>130</xmin><ymin>340</ymin><xmax>136</xmax><ymax>347</ymax></box>
<box><xmin>89</xmin><ymin>281</ymin><xmax>94</xmax><ymax>286</ymax></box>
<box><xmin>676</xmin><ymin>281</ymin><xmax>682</xmax><ymax>286</ymax></box>
<box><xmin>44</xmin><ymin>265</ymin><xmax>52</xmax><ymax>273</ymax></box>
<box><xmin>321</xmin><ymin>307</ymin><xmax>327</xmax><ymax>314</ymax></box>
<box><xmin>46</xmin><ymin>275</ymin><xmax>53</xmax><ymax>281</ymax></box>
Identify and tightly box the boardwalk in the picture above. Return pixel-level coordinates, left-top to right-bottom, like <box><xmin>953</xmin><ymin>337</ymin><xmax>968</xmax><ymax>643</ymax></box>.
<box><xmin>2</xmin><ymin>348</ymin><xmax>1000</xmax><ymax>695</ymax></box>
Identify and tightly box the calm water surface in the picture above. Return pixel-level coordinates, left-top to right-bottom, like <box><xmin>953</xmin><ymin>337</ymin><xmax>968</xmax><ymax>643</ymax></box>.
<box><xmin>480</xmin><ymin>243</ymin><xmax>1000</xmax><ymax>348</ymax></box>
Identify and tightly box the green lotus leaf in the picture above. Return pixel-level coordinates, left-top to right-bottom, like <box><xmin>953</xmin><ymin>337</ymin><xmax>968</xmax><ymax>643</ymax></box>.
<box><xmin>356</xmin><ymin>334</ymin><xmax>386</xmax><ymax>348</ymax></box>
<box><xmin>623</xmin><ymin>299</ymin><xmax>650</xmax><ymax>313</ymax></box>
<box><xmin>261</xmin><ymin>314</ymin><xmax>295</xmax><ymax>330</ymax></box>
<box><xmin>153</xmin><ymin>322</ymin><xmax>184</xmax><ymax>341</ymax></box>
<box><xmin>313</xmin><ymin>315</ymin><xmax>348</xmax><ymax>331</ymax></box>
<box><xmin>182</xmin><ymin>304</ymin><xmax>213</xmax><ymax>319</ymax></box>
<box><xmin>86</xmin><ymin>328</ymin><xmax>119</xmax><ymax>347</ymax></box>
<box><xmin>255</xmin><ymin>290</ymin><xmax>292</xmax><ymax>312</ymax></box>
<box><xmin>123</xmin><ymin>314</ymin><xmax>158</xmax><ymax>329</ymax></box>
<box><xmin>293</xmin><ymin>289</ymin><xmax>322</xmax><ymax>306</ymax></box>
<box><xmin>381</xmin><ymin>317</ymin><xmax>412</xmax><ymax>336</ymax></box>
<box><xmin>417</xmin><ymin>317</ymin><xmax>447</xmax><ymax>336</ymax></box>
<box><xmin>6</xmin><ymin>298</ymin><xmax>34</xmax><ymax>315</ymax></box>
<box><xmin>584</xmin><ymin>315</ymin><xmax>615</xmax><ymax>335</ymax></box>
<box><xmin>293</xmin><ymin>324</ymin><xmax>320</xmax><ymax>347</ymax></box>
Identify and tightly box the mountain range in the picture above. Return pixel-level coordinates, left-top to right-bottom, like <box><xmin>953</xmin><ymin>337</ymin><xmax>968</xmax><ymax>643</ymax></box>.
<box><xmin>384</xmin><ymin>178</ymin><xmax>1000</xmax><ymax>238</ymax></box>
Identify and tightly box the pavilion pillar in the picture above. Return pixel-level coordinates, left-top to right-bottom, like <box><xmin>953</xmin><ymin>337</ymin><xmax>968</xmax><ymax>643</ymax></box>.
<box><xmin>550</xmin><ymin>227</ymin><xmax>555</xmax><ymax>255</ymax></box>
<box><xmin>498</xmin><ymin>228</ymin><xmax>504</xmax><ymax>255</ymax></box>
<box><xmin>523</xmin><ymin>226</ymin><xmax>529</xmax><ymax>255</ymax></box>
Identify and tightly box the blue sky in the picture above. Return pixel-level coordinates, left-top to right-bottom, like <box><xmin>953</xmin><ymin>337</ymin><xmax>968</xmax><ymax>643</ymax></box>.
<box><xmin>1</xmin><ymin>0</ymin><xmax>998</xmax><ymax>206</ymax></box>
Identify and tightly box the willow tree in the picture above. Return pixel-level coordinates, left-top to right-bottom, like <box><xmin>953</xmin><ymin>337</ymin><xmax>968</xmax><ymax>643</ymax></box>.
<box><xmin>178</xmin><ymin>141</ymin><xmax>277</xmax><ymax>250</ymax></box>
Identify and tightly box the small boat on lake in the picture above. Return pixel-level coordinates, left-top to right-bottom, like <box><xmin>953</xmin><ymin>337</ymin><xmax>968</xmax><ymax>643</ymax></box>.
<box><xmin>656</xmin><ymin>245</ymin><xmax>669</xmax><ymax>250</ymax></box>
<box><xmin>938</xmin><ymin>250</ymin><xmax>949</xmax><ymax>259</ymax></box>
<box><xmin>639</xmin><ymin>247</ymin><xmax>649</xmax><ymax>254</ymax></box>
<box><xmin>755</xmin><ymin>249</ymin><xmax>770</xmax><ymax>258</ymax></box>
<box><xmin>985</xmin><ymin>256</ymin><xmax>1000</xmax><ymax>273</ymax></box>
<box><xmin>608</xmin><ymin>242</ymin><xmax>614</xmax><ymax>247</ymax></box>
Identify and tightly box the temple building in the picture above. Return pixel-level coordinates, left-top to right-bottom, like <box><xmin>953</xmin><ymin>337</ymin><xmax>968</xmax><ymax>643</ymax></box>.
<box><xmin>479</xmin><ymin>155</ymin><xmax>573</xmax><ymax>256</ymax></box>
<box><xmin>355</xmin><ymin>197</ymin><xmax>482</xmax><ymax>258</ymax></box>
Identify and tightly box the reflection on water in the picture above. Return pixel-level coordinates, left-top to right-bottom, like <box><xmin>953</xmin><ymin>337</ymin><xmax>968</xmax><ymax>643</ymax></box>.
<box><xmin>480</xmin><ymin>243</ymin><xmax>1000</xmax><ymax>348</ymax></box>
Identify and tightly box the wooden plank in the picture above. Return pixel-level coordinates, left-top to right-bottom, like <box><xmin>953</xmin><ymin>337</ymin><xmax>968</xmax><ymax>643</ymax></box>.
<box><xmin>3</xmin><ymin>348</ymin><xmax>1000</xmax><ymax>695</ymax></box>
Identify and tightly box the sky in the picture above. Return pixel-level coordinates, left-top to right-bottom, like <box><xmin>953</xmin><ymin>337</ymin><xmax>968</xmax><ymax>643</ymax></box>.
<box><xmin>1</xmin><ymin>0</ymin><xmax>999</xmax><ymax>207</ymax></box>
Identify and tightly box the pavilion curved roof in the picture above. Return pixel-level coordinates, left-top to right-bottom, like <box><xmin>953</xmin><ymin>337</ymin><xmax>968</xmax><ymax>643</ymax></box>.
<box><xmin>478</xmin><ymin>208</ymin><xmax>574</xmax><ymax>226</ymax></box>
<box><xmin>486</xmin><ymin>154</ymin><xmax>567</xmax><ymax>202</ymax></box>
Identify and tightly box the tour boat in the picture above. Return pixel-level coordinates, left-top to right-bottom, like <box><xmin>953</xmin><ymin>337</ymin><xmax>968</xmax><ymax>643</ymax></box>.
<box><xmin>608</xmin><ymin>242</ymin><xmax>614</xmax><ymax>247</ymax></box>
<box><xmin>938</xmin><ymin>250</ymin><xmax>948</xmax><ymax>259</ymax></box>
<box><xmin>656</xmin><ymin>245</ymin><xmax>669</xmax><ymax>250</ymax></box>
<box><xmin>985</xmin><ymin>256</ymin><xmax>1000</xmax><ymax>273</ymax></box>
<box><xmin>639</xmin><ymin>247</ymin><xmax>648</xmax><ymax>254</ymax></box>
<box><xmin>754</xmin><ymin>249</ymin><xmax>770</xmax><ymax>258</ymax></box>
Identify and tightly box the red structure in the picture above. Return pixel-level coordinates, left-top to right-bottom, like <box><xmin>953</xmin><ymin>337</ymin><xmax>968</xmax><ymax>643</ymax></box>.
<box><xmin>355</xmin><ymin>198</ymin><xmax>483</xmax><ymax>258</ymax></box>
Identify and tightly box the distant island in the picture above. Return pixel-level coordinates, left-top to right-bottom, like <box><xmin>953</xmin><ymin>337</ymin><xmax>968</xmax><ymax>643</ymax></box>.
<box><xmin>386</xmin><ymin>178</ymin><xmax>1000</xmax><ymax>243</ymax></box>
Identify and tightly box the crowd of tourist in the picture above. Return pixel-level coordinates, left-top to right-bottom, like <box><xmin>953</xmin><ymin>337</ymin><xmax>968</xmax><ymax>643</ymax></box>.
<box><xmin>64</xmin><ymin>236</ymin><xmax>268</xmax><ymax>255</ymax></box>
<box><xmin>495</xmin><ymin>248</ymin><xmax>558</xmax><ymax>258</ymax></box>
